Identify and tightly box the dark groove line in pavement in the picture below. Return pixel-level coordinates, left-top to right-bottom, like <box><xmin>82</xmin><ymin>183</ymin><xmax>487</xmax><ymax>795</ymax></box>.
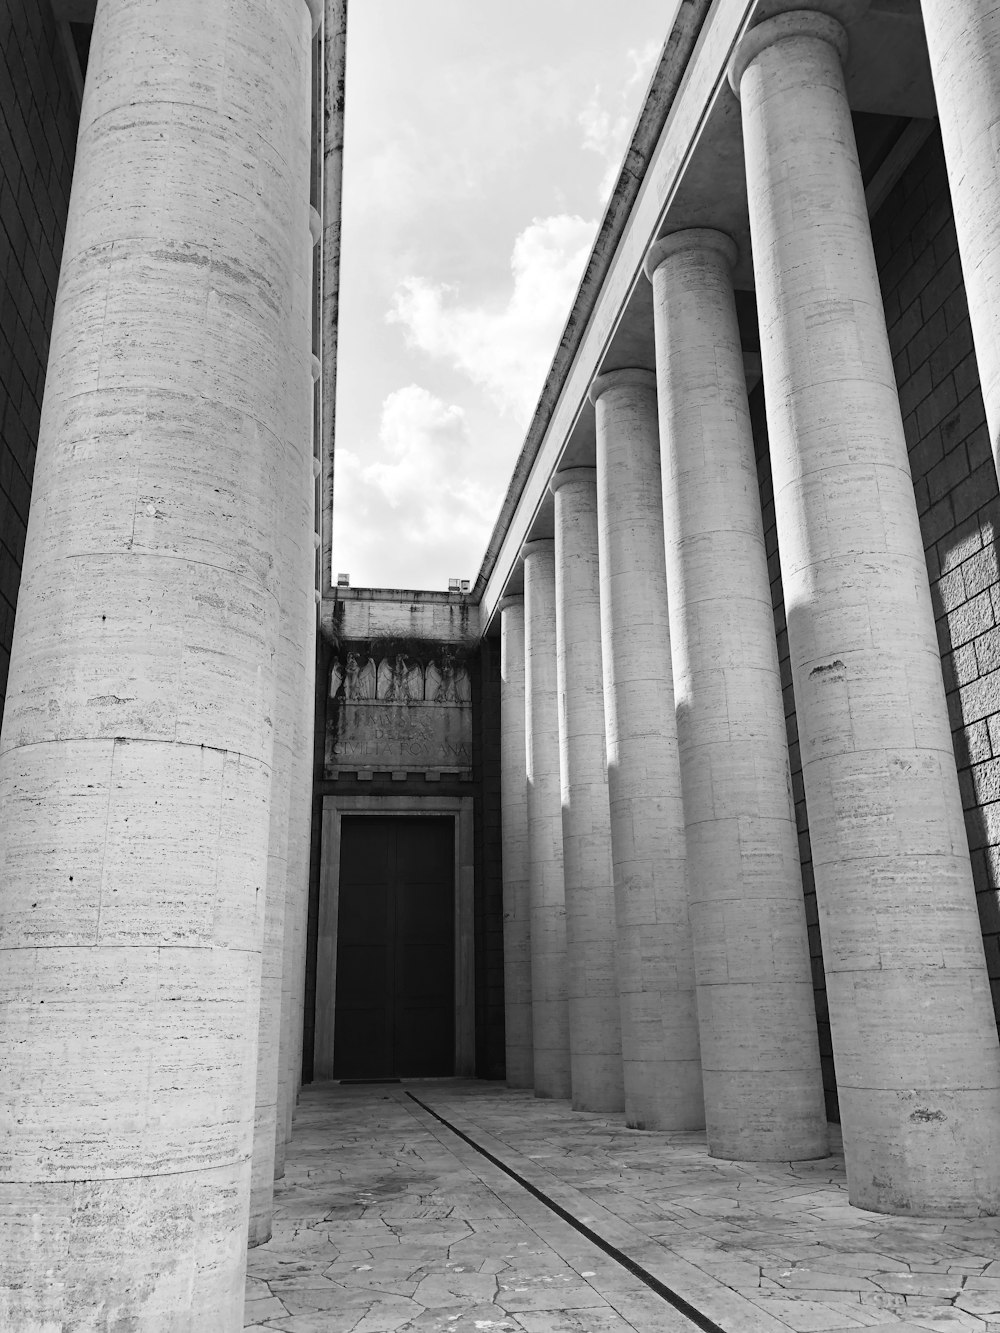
<box><xmin>406</xmin><ymin>1091</ymin><xmax>728</xmax><ymax>1333</ymax></box>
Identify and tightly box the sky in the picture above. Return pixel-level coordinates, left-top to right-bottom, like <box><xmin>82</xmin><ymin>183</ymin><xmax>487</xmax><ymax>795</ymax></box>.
<box><xmin>331</xmin><ymin>0</ymin><xmax>673</xmax><ymax>591</ymax></box>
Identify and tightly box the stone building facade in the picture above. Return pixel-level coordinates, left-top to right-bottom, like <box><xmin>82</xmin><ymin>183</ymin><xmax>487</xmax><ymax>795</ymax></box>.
<box><xmin>5</xmin><ymin>0</ymin><xmax>1000</xmax><ymax>1328</ymax></box>
<box><xmin>308</xmin><ymin>586</ymin><xmax>506</xmax><ymax>1089</ymax></box>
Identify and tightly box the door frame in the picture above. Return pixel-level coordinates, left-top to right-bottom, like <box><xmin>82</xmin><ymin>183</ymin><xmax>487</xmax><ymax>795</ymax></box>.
<box><xmin>313</xmin><ymin>794</ymin><xmax>475</xmax><ymax>1079</ymax></box>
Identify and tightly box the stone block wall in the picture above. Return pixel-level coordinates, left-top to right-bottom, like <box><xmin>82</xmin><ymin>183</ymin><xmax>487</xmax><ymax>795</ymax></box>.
<box><xmin>0</xmin><ymin>1</ymin><xmax>79</xmax><ymax>705</ymax></box>
<box><xmin>871</xmin><ymin>128</ymin><xmax>1000</xmax><ymax>1028</ymax></box>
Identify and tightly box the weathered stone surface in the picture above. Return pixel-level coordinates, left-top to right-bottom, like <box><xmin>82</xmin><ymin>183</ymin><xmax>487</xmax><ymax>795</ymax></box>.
<box><xmin>325</xmin><ymin>649</ymin><xmax>473</xmax><ymax>775</ymax></box>
<box><xmin>923</xmin><ymin>0</ymin><xmax>1000</xmax><ymax>488</ymax></box>
<box><xmin>648</xmin><ymin>228</ymin><xmax>827</xmax><ymax>1163</ymax></box>
<box><xmin>500</xmin><ymin>596</ymin><xmax>534</xmax><ymax>1088</ymax></box>
<box><xmin>247</xmin><ymin>1082</ymin><xmax>1000</xmax><ymax>1333</ymax></box>
<box><xmin>522</xmin><ymin>539</ymin><xmax>572</xmax><ymax>1099</ymax></box>
<box><xmin>591</xmin><ymin>368</ymin><xmax>704</xmax><ymax>1131</ymax></box>
<box><xmin>253</xmin><ymin>116</ymin><xmax>318</xmax><ymax>1247</ymax></box>
<box><xmin>0</xmin><ymin>0</ymin><xmax>313</xmax><ymax>1323</ymax></box>
<box><xmin>551</xmin><ymin>468</ymin><xmax>625</xmax><ymax>1114</ymax></box>
<box><xmin>736</xmin><ymin>10</ymin><xmax>1000</xmax><ymax>1212</ymax></box>
<box><xmin>277</xmin><ymin>239</ymin><xmax>325</xmax><ymax>1180</ymax></box>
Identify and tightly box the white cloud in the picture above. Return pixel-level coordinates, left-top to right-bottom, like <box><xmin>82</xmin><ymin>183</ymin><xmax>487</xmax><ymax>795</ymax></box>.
<box><xmin>578</xmin><ymin>39</ymin><xmax>661</xmax><ymax>201</ymax></box>
<box><xmin>333</xmin><ymin>386</ymin><xmax>500</xmax><ymax>589</ymax></box>
<box><xmin>347</xmin><ymin>61</ymin><xmax>578</xmax><ymax>233</ymax></box>
<box><xmin>387</xmin><ymin>214</ymin><xmax>597</xmax><ymax>424</ymax></box>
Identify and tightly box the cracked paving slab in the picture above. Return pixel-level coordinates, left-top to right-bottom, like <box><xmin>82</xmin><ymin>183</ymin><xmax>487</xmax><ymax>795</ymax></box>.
<box><xmin>412</xmin><ymin>1084</ymin><xmax>1000</xmax><ymax>1333</ymax></box>
<box><xmin>246</xmin><ymin>1082</ymin><xmax>1000</xmax><ymax>1333</ymax></box>
<box><xmin>245</xmin><ymin>1083</ymin><xmax>696</xmax><ymax>1332</ymax></box>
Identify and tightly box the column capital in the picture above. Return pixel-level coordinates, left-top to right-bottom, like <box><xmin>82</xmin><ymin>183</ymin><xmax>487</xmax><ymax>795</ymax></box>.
<box><xmin>520</xmin><ymin>537</ymin><xmax>554</xmax><ymax>562</ymax></box>
<box><xmin>644</xmin><ymin>228</ymin><xmax>738</xmax><ymax>282</ymax></box>
<box><xmin>588</xmin><ymin>367</ymin><xmax>656</xmax><ymax>405</ymax></box>
<box><xmin>729</xmin><ymin>8</ymin><xmax>858</xmax><ymax>97</ymax></box>
<box><xmin>498</xmin><ymin>594</ymin><xmax>524</xmax><ymax>613</ymax></box>
<box><xmin>549</xmin><ymin>466</ymin><xmax>597</xmax><ymax>496</ymax></box>
<box><xmin>304</xmin><ymin>0</ymin><xmax>323</xmax><ymax>34</ymax></box>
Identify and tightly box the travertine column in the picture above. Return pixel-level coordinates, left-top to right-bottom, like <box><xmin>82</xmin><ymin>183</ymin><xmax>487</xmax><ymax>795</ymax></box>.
<box><xmin>522</xmin><ymin>540</ymin><xmax>572</xmax><ymax>1098</ymax></box>
<box><xmin>646</xmin><ymin>231</ymin><xmax>827</xmax><ymax>1161</ymax></box>
<box><xmin>923</xmin><ymin>0</ymin><xmax>1000</xmax><ymax>475</ymax></box>
<box><xmin>276</xmin><ymin>334</ymin><xmax>320</xmax><ymax>1178</ymax></box>
<box><xmin>590</xmin><ymin>369</ymin><xmax>703</xmax><ymax>1130</ymax></box>
<box><xmin>0</xmin><ymin>0</ymin><xmax>314</xmax><ymax>1324</ymax></box>
<box><xmin>278</xmin><ymin>644</ymin><xmax>314</xmax><ymax>1154</ymax></box>
<box><xmin>551</xmin><ymin>469</ymin><xmax>625</xmax><ymax>1114</ymax></box>
<box><xmin>500</xmin><ymin>594</ymin><xmax>534</xmax><ymax>1087</ymax></box>
<box><xmin>252</xmin><ymin>177</ymin><xmax>318</xmax><ymax>1240</ymax></box>
<box><xmin>733</xmin><ymin>9</ymin><xmax>1000</xmax><ymax>1212</ymax></box>
<box><xmin>249</xmin><ymin>548</ymin><xmax>295</xmax><ymax>1245</ymax></box>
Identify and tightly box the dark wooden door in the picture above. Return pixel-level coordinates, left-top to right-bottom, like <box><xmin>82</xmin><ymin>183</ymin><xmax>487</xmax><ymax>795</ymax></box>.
<box><xmin>333</xmin><ymin>816</ymin><xmax>455</xmax><ymax>1079</ymax></box>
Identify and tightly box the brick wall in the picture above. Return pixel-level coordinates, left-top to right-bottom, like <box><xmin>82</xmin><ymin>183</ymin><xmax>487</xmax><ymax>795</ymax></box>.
<box><xmin>871</xmin><ymin>127</ymin><xmax>1000</xmax><ymax>1028</ymax></box>
<box><xmin>0</xmin><ymin>1</ymin><xmax>79</xmax><ymax>706</ymax></box>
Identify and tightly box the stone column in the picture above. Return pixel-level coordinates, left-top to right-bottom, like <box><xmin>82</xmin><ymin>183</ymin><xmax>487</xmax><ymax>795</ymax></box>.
<box><xmin>0</xmin><ymin>0</ymin><xmax>314</xmax><ymax>1324</ymax></box>
<box><xmin>276</xmin><ymin>318</ymin><xmax>321</xmax><ymax>1180</ymax></box>
<box><xmin>590</xmin><ymin>369</ymin><xmax>703</xmax><ymax>1130</ymax></box>
<box><xmin>252</xmin><ymin>184</ymin><xmax>318</xmax><ymax>1236</ymax></box>
<box><xmin>249</xmin><ymin>547</ymin><xmax>295</xmax><ymax>1246</ymax></box>
<box><xmin>922</xmin><ymin>0</ymin><xmax>1000</xmax><ymax>476</ymax></box>
<box><xmin>732</xmin><ymin>8</ymin><xmax>1000</xmax><ymax>1213</ymax></box>
<box><xmin>522</xmin><ymin>540</ymin><xmax>572</xmax><ymax>1098</ymax></box>
<box><xmin>646</xmin><ymin>231</ymin><xmax>827</xmax><ymax>1161</ymax></box>
<box><xmin>279</xmin><ymin>631</ymin><xmax>315</xmax><ymax>1153</ymax></box>
<box><xmin>500</xmin><ymin>594</ymin><xmax>534</xmax><ymax>1087</ymax></box>
<box><xmin>551</xmin><ymin>469</ymin><xmax>625</xmax><ymax>1114</ymax></box>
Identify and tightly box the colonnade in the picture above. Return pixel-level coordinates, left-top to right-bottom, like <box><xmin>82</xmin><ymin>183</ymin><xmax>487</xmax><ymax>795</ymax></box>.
<box><xmin>0</xmin><ymin>0</ymin><xmax>320</xmax><ymax>1326</ymax></box>
<box><xmin>498</xmin><ymin>0</ymin><xmax>1000</xmax><ymax>1216</ymax></box>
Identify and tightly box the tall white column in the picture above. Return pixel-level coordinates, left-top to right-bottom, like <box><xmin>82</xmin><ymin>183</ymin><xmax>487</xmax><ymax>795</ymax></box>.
<box><xmin>732</xmin><ymin>8</ymin><xmax>1000</xmax><ymax>1213</ymax></box>
<box><xmin>276</xmin><ymin>388</ymin><xmax>319</xmax><ymax>1174</ymax></box>
<box><xmin>922</xmin><ymin>0</ymin><xmax>1000</xmax><ymax>476</ymax></box>
<box><xmin>590</xmin><ymin>369</ymin><xmax>703</xmax><ymax>1130</ymax></box>
<box><xmin>0</xmin><ymin>0</ymin><xmax>314</xmax><ymax>1324</ymax></box>
<box><xmin>522</xmin><ymin>540</ymin><xmax>572</xmax><ymax>1098</ymax></box>
<box><xmin>249</xmin><ymin>530</ymin><xmax>296</xmax><ymax>1246</ymax></box>
<box><xmin>254</xmin><ymin>211</ymin><xmax>318</xmax><ymax>1226</ymax></box>
<box><xmin>646</xmin><ymin>231</ymin><xmax>827</xmax><ymax>1161</ymax></box>
<box><xmin>283</xmin><ymin>622</ymin><xmax>316</xmax><ymax>1146</ymax></box>
<box><xmin>551</xmin><ymin>469</ymin><xmax>625</xmax><ymax>1114</ymax></box>
<box><xmin>500</xmin><ymin>595</ymin><xmax>534</xmax><ymax>1087</ymax></box>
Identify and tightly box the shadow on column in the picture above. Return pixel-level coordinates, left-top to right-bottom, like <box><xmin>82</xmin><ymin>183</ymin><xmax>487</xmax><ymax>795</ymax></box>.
<box><xmin>747</xmin><ymin>375</ymin><xmax>840</xmax><ymax>1124</ymax></box>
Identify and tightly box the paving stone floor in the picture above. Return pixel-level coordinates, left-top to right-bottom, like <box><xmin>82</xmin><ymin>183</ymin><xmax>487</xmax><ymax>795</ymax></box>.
<box><xmin>244</xmin><ymin>1081</ymin><xmax>1000</xmax><ymax>1333</ymax></box>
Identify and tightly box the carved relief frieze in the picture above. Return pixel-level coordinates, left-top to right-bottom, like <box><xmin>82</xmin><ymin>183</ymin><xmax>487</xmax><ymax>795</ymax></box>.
<box><xmin>325</xmin><ymin>642</ymin><xmax>473</xmax><ymax>777</ymax></box>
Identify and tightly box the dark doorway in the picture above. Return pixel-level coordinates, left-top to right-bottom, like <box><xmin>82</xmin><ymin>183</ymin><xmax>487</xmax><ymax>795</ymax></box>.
<box><xmin>333</xmin><ymin>816</ymin><xmax>455</xmax><ymax>1079</ymax></box>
